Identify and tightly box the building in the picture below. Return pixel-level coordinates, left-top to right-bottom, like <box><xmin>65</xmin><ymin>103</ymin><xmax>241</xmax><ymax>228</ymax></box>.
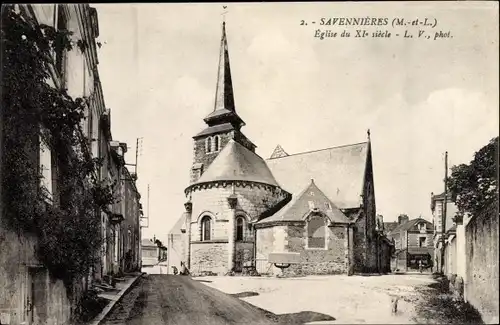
<box><xmin>386</xmin><ymin>216</ymin><xmax>434</xmax><ymax>271</ymax></box>
<box><xmin>141</xmin><ymin>238</ymin><xmax>167</xmax><ymax>268</ymax></box>
<box><xmin>166</xmin><ymin>216</ymin><xmax>189</xmax><ymax>274</ymax></box>
<box><xmin>430</xmin><ymin>192</ymin><xmax>461</xmax><ymax>274</ymax></box>
<box><xmin>169</xmin><ymin>22</ymin><xmax>389</xmax><ymax>276</ymax></box>
<box><xmin>141</xmin><ymin>239</ymin><xmax>159</xmax><ymax>267</ymax></box>
<box><xmin>0</xmin><ymin>5</ymin><xmax>142</xmax><ymax>324</ymax></box>
<box><xmin>1</xmin><ymin>4</ymin><xmax>100</xmax><ymax>324</ymax></box>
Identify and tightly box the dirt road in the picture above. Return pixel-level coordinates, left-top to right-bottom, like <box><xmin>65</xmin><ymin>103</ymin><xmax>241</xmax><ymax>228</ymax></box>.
<box><xmin>100</xmin><ymin>275</ymin><xmax>329</xmax><ymax>325</ymax></box>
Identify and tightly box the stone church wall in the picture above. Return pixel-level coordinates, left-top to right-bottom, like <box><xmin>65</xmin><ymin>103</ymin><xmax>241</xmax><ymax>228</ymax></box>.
<box><xmin>188</xmin><ymin>183</ymin><xmax>283</xmax><ymax>275</ymax></box>
<box><xmin>255</xmin><ymin>224</ymin><xmax>348</xmax><ymax>276</ymax></box>
<box><xmin>285</xmin><ymin>225</ymin><xmax>347</xmax><ymax>275</ymax></box>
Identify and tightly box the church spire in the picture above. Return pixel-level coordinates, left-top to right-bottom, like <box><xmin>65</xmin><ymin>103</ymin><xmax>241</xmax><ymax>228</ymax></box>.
<box><xmin>204</xmin><ymin>21</ymin><xmax>245</xmax><ymax>129</ymax></box>
<box><xmin>214</xmin><ymin>22</ymin><xmax>235</xmax><ymax>112</ymax></box>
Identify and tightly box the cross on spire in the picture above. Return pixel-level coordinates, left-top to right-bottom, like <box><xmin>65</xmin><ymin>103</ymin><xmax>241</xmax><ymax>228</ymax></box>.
<box><xmin>221</xmin><ymin>5</ymin><xmax>228</xmax><ymax>22</ymax></box>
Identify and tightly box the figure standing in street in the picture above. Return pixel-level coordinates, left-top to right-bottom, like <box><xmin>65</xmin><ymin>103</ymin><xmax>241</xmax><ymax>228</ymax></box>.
<box><xmin>180</xmin><ymin>261</ymin><xmax>190</xmax><ymax>276</ymax></box>
<box><xmin>418</xmin><ymin>259</ymin><xmax>423</xmax><ymax>273</ymax></box>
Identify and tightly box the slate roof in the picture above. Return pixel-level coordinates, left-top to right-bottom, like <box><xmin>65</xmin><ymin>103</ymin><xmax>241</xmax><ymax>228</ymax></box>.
<box><xmin>384</xmin><ymin>221</ymin><xmax>399</xmax><ymax>233</ymax></box>
<box><xmin>388</xmin><ymin>218</ymin><xmax>432</xmax><ymax>235</ymax></box>
<box><xmin>266</xmin><ymin>142</ymin><xmax>369</xmax><ymax>209</ymax></box>
<box><xmin>194</xmin><ymin>122</ymin><xmax>235</xmax><ymax>138</ymax></box>
<box><xmin>258</xmin><ymin>180</ymin><xmax>350</xmax><ymax>224</ymax></box>
<box><xmin>193</xmin><ymin>139</ymin><xmax>280</xmax><ymax>187</ymax></box>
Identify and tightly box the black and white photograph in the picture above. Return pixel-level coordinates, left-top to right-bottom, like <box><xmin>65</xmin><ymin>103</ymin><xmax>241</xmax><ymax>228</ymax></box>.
<box><xmin>0</xmin><ymin>2</ymin><xmax>498</xmax><ymax>325</ymax></box>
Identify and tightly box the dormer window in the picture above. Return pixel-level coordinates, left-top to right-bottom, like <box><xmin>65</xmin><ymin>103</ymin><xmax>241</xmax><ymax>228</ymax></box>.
<box><xmin>418</xmin><ymin>223</ymin><xmax>426</xmax><ymax>232</ymax></box>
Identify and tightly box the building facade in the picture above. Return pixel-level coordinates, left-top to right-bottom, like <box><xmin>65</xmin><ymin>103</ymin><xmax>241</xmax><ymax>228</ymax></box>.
<box><xmin>169</xmin><ymin>22</ymin><xmax>389</xmax><ymax>276</ymax></box>
<box><xmin>0</xmin><ymin>5</ymin><xmax>142</xmax><ymax>324</ymax></box>
<box><xmin>386</xmin><ymin>216</ymin><xmax>434</xmax><ymax>271</ymax></box>
<box><xmin>430</xmin><ymin>192</ymin><xmax>461</xmax><ymax>274</ymax></box>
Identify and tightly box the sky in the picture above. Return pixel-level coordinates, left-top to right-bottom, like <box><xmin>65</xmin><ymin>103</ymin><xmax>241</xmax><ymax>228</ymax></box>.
<box><xmin>93</xmin><ymin>2</ymin><xmax>498</xmax><ymax>243</ymax></box>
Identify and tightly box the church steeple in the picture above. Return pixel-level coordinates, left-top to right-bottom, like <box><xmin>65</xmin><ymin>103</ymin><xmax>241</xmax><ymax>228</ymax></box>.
<box><xmin>203</xmin><ymin>22</ymin><xmax>245</xmax><ymax>129</ymax></box>
<box><xmin>214</xmin><ymin>22</ymin><xmax>234</xmax><ymax>113</ymax></box>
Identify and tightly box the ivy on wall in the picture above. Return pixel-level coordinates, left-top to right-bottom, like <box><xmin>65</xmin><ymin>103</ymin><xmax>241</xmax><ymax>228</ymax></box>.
<box><xmin>1</xmin><ymin>6</ymin><xmax>116</xmax><ymax>296</ymax></box>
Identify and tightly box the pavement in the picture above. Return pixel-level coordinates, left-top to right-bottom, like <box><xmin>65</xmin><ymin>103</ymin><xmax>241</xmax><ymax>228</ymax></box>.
<box><xmin>88</xmin><ymin>272</ymin><xmax>144</xmax><ymax>325</ymax></box>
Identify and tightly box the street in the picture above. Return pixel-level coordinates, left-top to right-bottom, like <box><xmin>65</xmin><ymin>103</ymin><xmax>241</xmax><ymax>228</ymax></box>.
<box><xmin>100</xmin><ymin>275</ymin><xmax>285</xmax><ymax>325</ymax></box>
<box><xmin>99</xmin><ymin>274</ymin><xmax>440</xmax><ymax>325</ymax></box>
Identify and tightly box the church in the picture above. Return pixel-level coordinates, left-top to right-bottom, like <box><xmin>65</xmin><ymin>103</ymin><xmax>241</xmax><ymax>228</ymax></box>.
<box><xmin>167</xmin><ymin>22</ymin><xmax>392</xmax><ymax>276</ymax></box>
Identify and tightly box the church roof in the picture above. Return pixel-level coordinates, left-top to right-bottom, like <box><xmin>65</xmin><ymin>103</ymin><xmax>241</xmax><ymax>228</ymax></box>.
<box><xmin>168</xmin><ymin>212</ymin><xmax>189</xmax><ymax>235</ymax></box>
<box><xmin>193</xmin><ymin>139</ymin><xmax>280</xmax><ymax>187</ymax></box>
<box><xmin>266</xmin><ymin>142</ymin><xmax>369</xmax><ymax>209</ymax></box>
<box><xmin>258</xmin><ymin>180</ymin><xmax>350</xmax><ymax>224</ymax></box>
<box><xmin>194</xmin><ymin>122</ymin><xmax>235</xmax><ymax>138</ymax></box>
<box><xmin>204</xmin><ymin>22</ymin><xmax>244</xmax><ymax>128</ymax></box>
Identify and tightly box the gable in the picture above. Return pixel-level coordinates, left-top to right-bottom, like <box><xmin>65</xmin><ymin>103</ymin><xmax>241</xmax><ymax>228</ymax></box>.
<box><xmin>258</xmin><ymin>180</ymin><xmax>350</xmax><ymax>224</ymax></box>
<box><xmin>266</xmin><ymin>142</ymin><xmax>369</xmax><ymax>209</ymax></box>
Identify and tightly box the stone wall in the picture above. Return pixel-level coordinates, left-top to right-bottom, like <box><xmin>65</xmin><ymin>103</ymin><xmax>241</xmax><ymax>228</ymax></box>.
<box><xmin>353</xmin><ymin>213</ymin><xmax>367</xmax><ymax>272</ymax></box>
<box><xmin>444</xmin><ymin>236</ymin><xmax>457</xmax><ymax>276</ymax></box>
<box><xmin>188</xmin><ymin>182</ymin><xmax>282</xmax><ymax>274</ymax></box>
<box><xmin>286</xmin><ymin>225</ymin><xmax>347</xmax><ymax>275</ymax></box>
<box><xmin>190</xmin><ymin>242</ymin><xmax>228</xmax><ymax>275</ymax></box>
<box><xmin>235</xmin><ymin>242</ymin><xmax>254</xmax><ymax>271</ymax></box>
<box><xmin>255</xmin><ymin>223</ymin><xmax>348</xmax><ymax>276</ymax></box>
<box><xmin>465</xmin><ymin>204</ymin><xmax>499</xmax><ymax>324</ymax></box>
<box><xmin>0</xmin><ymin>228</ymin><xmax>72</xmax><ymax>325</ymax></box>
<box><xmin>189</xmin><ymin>184</ymin><xmax>282</xmax><ymax>242</ymax></box>
<box><xmin>379</xmin><ymin>238</ymin><xmax>392</xmax><ymax>273</ymax></box>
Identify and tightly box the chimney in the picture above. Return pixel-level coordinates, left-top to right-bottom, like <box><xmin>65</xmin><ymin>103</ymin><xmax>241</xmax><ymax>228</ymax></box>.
<box><xmin>398</xmin><ymin>215</ymin><xmax>409</xmax><ymax>225</ymax></box>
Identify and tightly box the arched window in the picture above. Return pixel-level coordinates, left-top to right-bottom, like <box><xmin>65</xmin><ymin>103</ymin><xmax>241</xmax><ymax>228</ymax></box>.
<box><xmin>201</xmin><ymin>216</ymin><xmax>211</xmax><ymax>241</ymax></box>
<box><xmin>206</xmin><ymin>137</ymin><xmax>212</xmax><ymax>153</ymax></box>
<box><xmin>236</xmin><ymin>217</ymin><xmax>244</xmax><ymax>241</ymax></box>
<box><xmin>214</xmin><ymin>135</ymin><xmax>220</xmax><ymax>151</ymax></box>
<box><xmin>307</xmin><ymin>214</ymin><xmax>327</xmax><ymax>249</ymax></box>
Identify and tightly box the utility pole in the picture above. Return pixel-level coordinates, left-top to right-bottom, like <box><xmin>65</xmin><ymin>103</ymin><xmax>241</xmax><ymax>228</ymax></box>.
<box><xmin>440</xmin><ymin>151</ymin><xmax>448</xmax><ymax>274</ymax></box>
<box><xmin>147</xmin><ymin>184</ymin><xmax>150</xmax><ymax>227</ymax></box>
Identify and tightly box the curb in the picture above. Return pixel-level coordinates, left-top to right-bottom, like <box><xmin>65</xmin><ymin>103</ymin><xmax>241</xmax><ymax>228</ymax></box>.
<box><xmin>87</xmin><ymin>273</ymin><xmax>145</xmax><ymax>325</ymax></box>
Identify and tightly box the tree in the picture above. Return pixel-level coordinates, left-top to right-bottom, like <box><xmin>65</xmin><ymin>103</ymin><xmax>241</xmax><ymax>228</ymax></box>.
<box><xmin>447</xmin><ymin>137</ymin><xmax>498</xmax><ymax>218</ymax></box>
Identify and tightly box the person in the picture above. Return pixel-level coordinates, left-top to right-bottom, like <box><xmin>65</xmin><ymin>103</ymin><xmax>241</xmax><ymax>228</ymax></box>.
<box><xmin>418</xmin><ymin>259</ymin><xmax>423</xmax><ymax>273</ymax></box>
<box><xmin>180</xmin><ymin>261</ymin><xmax>190</xmax><ymax>276</ymax></box>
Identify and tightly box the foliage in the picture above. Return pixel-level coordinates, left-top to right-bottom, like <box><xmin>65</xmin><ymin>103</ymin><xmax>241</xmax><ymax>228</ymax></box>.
<box><xmin>1</xmin><ymin>6</ymin><xmax>116</xmax><ymax>295</ymax></box>
<box><xmin>447</xmin><ymin>137</ymin><xmax>498</xmax><ymax>218</ymax></box>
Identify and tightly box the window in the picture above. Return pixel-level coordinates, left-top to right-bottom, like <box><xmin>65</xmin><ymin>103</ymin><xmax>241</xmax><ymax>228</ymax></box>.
<box><xmin>214</xmin><ymin>135</ymin><xmax>220</xmax><ymax>151</ymax></box>
<box><xmin>55</xmin><ymin>5</ymin><xmax>68</xmax><ymax>83</ymax></box>
<box><xmin>419</xmin><ymin>237</ymin><xmax>426</xmax><ymax>247</ymax></box>
<box><xmin>201</xmin><ymin>216</ymin><xmax>211</xmax><ymax>241</ymax></box>
<box><xmin>307</xmin><ymin>215</ymin><xmax>327</xmax><ymax>249</ymax></box>
<box><xmin>236</xmin><ymin>217</ymin><xmax>244</xmax><ymax>241</ymax></box>
<box><xmin>206</xmin><ymin>137</ymin><xmax>212</xmax><ymax>153</ymax></box>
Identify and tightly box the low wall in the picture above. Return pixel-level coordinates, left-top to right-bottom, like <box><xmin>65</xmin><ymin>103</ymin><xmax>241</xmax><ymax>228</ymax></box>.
<box><xmin>465</xmin><ymin>204</ymin><xmax>499</xmax><ymax>324</ymax></box>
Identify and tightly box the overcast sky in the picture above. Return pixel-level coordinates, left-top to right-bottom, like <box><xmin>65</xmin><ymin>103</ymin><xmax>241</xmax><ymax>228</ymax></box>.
<box><xmin>93</xmin><ymin>2</ymin><xmax>498</xmax><ymax>242</ymax></box>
